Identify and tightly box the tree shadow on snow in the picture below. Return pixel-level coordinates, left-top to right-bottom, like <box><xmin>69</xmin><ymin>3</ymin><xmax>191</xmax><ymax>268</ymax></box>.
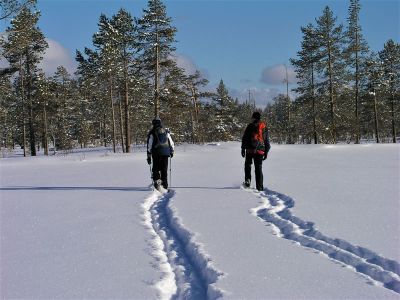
<box><xmin>0</xmin><ymin>186</ymin><xmax>150</xmax><ymax>192</ymax></box>
<box><xmin>172</xmin><ymin>186</ymin><xmax>238</xmax><ymax>190</ymax></box>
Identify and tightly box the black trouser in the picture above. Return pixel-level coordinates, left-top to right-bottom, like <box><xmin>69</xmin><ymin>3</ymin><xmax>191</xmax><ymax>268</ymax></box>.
<box><xmin>152</xmin><ymin>154</ymin><xmax>169</xmax><ymax>188</ymax></box>
<box><xmin>245</xmin><ymin>153</ymin><xmax>264</xmax><ymax>191</ymax></box>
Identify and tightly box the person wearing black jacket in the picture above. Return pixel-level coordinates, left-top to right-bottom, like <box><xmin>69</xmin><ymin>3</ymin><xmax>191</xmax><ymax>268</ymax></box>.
<box><xmin>241</xmin><ymin>111</ymin><xmax>271</xmax><ymax>191</ymax></box>
<box><xmin>147</xmin><ymin>117</ymin><xmax>174</xmax><ymax>190</ymax></box>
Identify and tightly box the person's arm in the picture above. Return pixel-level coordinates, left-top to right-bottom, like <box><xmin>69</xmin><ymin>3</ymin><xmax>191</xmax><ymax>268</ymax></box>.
<box><xmin>241</xmin><ymin>124</ymin><xmax>250</xmax><ymax>157</ymax></box>
<box><xmin>167</xmin><ymin>131</ymin><xmax>174</xmax><ymax>156</ymax></box>
<box><xmin>241</xmin><ymin>124</ymin><xmax>251</xmax><ymax>150</ymax></box>
<box><xmin>147</xmin><ymin>132</ymin><xmax>153</xmax><ymax>155</ymax></box>
<box><xmin>146</xmin><ymin>131</ymin><xmax>153</xmax><ymax>164</ymax></box>
<box><xmin>264</xmin><ymin>128</ymin><xmax>271</xmax><ymax>154</ymax></box>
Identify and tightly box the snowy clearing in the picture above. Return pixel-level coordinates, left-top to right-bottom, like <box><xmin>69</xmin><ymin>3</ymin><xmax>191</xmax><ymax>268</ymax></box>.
<box><xmin>1</xmin><ymin>143</ymin><xmax>399</xmax><ymax>299</ymax></box>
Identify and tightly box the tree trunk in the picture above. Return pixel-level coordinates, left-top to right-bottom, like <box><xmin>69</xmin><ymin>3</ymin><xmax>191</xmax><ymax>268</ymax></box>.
<box><xmin>103</xmin><ymin>114</ymin><xmax>107</xmax><ymax>147</ymax></box>
<box><xmin>118</xmin><ymin>91</ymin><xmax>125</xmax><ymax>153</ymax></box>
<box><xmin>373</xmin><ymin>89</ymin><xmax>380</xmax><ymax>143</ymax></box>
<box><xmin>391</xmin><ymin>91</ymin><xmax>396</xmax><ymax>143</ymax></box>
<box><xmin>123</xmin><ymin>53</ymin><xmax>131</xmax><ymax>153</ymax></box>
<box><xmin>311</xmin><ymin>63</ymin><xmax>317</xmax><ymax>144</ymax></box>
<box><xmin>154</xmin><ymin>32</ymin><xmax>160</xmax><ymax>117</ymax></box>
<box><xmin>43</xmin><ymin>99</ymin><xmax>48</xmax><ymax>156</ymax></box>
<box><xmin>19</xmin><ymin>60</ymin><xmax>27</xmax><ymax>157</ymax></box>
<box><xmin>328</xmin><ymin>45</ymin><xmax>336</xmax><ymax>144</ymax></box>
<box><xmin>354</xmin><ymin>29</ymin><xmax>360</xmax><ymax>144</ymax></box>
<box><xmin>26</xmin><ymin>52</ymin><xmax>36</xmax><ymax>156</ymax></box>
<box><xmin>109</xmin><ymin>74</ymin><xmax>116</xmax><ymax>153</ymax></box>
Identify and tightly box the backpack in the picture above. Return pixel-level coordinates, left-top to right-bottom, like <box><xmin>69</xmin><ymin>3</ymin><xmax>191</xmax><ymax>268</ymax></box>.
<box><xmin>251</xmin><ymin>122</ymin><xmax>266</xmax><ymax>155</ymax></box>
<box><xmin>153</xmin><ymin>127</ymin><xmax>171</xmax><ymax>156</ymax></box>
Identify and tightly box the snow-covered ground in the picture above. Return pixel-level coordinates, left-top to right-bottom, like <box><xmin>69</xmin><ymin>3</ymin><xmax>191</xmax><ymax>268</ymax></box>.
<box><xmin>1</xmin><ymin>143</ymin><xmax>399</xmax><ymax>299</ymax></box>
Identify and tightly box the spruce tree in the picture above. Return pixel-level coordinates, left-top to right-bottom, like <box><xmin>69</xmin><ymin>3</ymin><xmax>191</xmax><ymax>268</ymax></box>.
<box><xmin>315</xmin><ymin>6</ymin><xmax>346</xmax><ymax>144</ymax></box>
<box><xmin>52</xmin><ymin>66</ymin><xmax>75</xmax><ymax>150</ymax></box>
<box><xmin>291</xmin><ymin>23</ymin><xmax>320</xmax><ymax>144</ymax></box>
<box><xmin>93</xmin><ymin>14</ymin><xmax>119</xmax><ymax>153</ymax></box>
<box><xmin>379</xmin><ymin>39</ymin><xmax>400</xmax><ymax>143</ymax></box>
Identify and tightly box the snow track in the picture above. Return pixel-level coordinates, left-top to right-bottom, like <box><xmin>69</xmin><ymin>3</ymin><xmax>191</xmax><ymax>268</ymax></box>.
<box><xmin>248</xmin><ymin>188</ymin><xmax>400</xmax><ymax>295</ymax></box>
<box><xmin>143</xmin><ymin>190</ymin><xmax>224</xmax><ymax>300</ymax></box>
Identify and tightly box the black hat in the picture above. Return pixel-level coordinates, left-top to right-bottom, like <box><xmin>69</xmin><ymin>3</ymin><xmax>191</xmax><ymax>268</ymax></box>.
<box><xmin>252</xmin><ymin>111</ymin><xmax>261</xmax><ymax>121</ymax></box>
<box><xmin>152</xmin><ymin>117</ymin><xmax>162</xmax><ymax>127</ymax></box>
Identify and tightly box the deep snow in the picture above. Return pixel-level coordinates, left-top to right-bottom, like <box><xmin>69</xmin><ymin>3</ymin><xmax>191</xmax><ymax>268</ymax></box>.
<box><xmin>1</xmin><ymin>143</ymin><xmax>399</xmax><ymax>299</ymax></box>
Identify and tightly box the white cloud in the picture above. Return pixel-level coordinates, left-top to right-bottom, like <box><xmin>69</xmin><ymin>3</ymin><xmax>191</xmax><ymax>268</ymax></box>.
<box><xmin>205</xmin><ymin>82</ymin><xmax>294</xmax><ymax>108</ymax></box>
<box><xmin>173</xmin><ymin>53</ymin><xmax>197</xmax><ymax>75</ymax></box>
<box><xmin>1</xmin><ymin>38</ymin><xmax>77</xmax><ymax>76</ymax></box>
<box><xmin>230</xmin><ymin>86</ymin><xmax>284</xmax><ymax>107</ymax></box>
<box><xmin>39</xmin><ymin>38</ymin><xmax>77</xmax><ymax>76</ymax></box>
<box><xmin>260</xmin><ymin>64</ymin><xmax>296</xmax><ymax>85</ymax></box>
<box><xmin>171</xmin><ymin>53</ymin><xmax>209</xmax><ymax>79</ymax></box>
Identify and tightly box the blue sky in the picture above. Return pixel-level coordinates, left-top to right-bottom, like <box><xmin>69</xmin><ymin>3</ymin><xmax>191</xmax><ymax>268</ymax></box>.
<box><xmin>1</xmin><ymin>0</ymin><xmax>399</xmax><ymax>105</ymax></box>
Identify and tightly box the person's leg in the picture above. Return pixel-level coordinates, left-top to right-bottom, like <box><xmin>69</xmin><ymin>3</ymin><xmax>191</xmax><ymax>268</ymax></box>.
<box><xmin>160</xmin><ymin>156</ymin><xmax>169</xmax><ymax>189</ymax></box>
<box><xmin>254</xmin><ymin>154</ymin><xmax>264</xmax><ymax>191</ymax></box>
<box><xmin>244</xmin><ymin>153</ymin><xmax>253</xmax><ymax>185</ymax></box>
<box><xmin>152</xmin><ymin>154</ymin><xmax>161</xmax><ymax>185</ymax></box>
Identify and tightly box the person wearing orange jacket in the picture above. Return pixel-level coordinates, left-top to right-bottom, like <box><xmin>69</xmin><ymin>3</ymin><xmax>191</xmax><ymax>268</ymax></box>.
<box><xmin>241</xmin><ymin>111</ymin><xmax>271</xmax><ymax>191</ymax></box>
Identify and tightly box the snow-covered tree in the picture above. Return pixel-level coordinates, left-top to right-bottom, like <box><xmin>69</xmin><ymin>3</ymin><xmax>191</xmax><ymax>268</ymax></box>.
<box><xmin>1</xmin><ymin>5</ymin><xmax>48</xmax><ymax>155</ymax></box>
<box><xmin>379</xmin><ymin>39</ymin><xmax>400</xmax><ymax>143</ymax></box>
<box><xmin>137</xmin><ymin>0</ymin><xmax>177</xmax><ymax>117</ymax></box>
<box><xmin>315</xmin><ymin>6</ymin><xmax>347</xmax><ymax>144</ymax></box>
<box><xmin>344</xmin><ymin>0</ymin><xmax>369</xmax><ymax>143</ymax></box>
<box><xmin>291</xmin><ymin>23</ymin><xmax>320</xmax><ymax>144</ymax></box>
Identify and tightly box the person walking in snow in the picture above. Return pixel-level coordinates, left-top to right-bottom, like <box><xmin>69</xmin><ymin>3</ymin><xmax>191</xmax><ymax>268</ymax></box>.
<box><xmin>241</xmin><ymin>111</ymin><xmax>271</xmax><ymax>191</ymax></box>
<box><xmin>147</xmin><ymin>117</ymin><xmax>175</xmax><ymax>190</ymax></box>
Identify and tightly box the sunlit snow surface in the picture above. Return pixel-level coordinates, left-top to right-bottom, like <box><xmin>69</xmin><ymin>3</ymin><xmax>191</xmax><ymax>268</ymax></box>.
<box><xmin>1</xmin><ymin>143</ymin><xmax>399</xmax><ymax>299</ymax></box>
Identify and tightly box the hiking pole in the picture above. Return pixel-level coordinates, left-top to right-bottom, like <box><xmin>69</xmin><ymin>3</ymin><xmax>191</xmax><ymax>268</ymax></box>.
<box><xmin>169</xmin><ymin>156</ymin><xmax>172</xmax><ymax>188</ymax></box>
<box><xmin>149</xmin><ymin>165</ymin><xmax>153</xmax><ymax>189</ymax></box>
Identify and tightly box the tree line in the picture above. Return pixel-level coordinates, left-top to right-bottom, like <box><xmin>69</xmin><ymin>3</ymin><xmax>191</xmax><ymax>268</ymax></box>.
<box><xmin>0</xmin><ymin>0</ymin><xmax>398</xmax><ymax>158</ymax></box>
<box><xmin>266</xmin><ymin>0</ymin><xmax>399</xmax><ymax>144</ymax></box>
<box><xmin>0</xmin><ymin>0</ymin><xmax>253</xmax><ymax>156</ymax></box>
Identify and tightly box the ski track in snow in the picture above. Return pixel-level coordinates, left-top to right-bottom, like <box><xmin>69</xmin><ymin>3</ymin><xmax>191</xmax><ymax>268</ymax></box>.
<box><xmin>142</xmin><ymin>189</ymin><xmax>224</xmax><ymax>300</ymax></box>
<box><xmin>247</xmin><ymin>187</ymin><xmax>400</xmax><ymax>295</ymax></box>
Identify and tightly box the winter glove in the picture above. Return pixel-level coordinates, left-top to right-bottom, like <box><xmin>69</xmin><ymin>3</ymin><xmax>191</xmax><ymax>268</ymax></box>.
<box><xmin>263</xmin><ymin>152</ymin><xmax>268</xmax><ymax>160</ymax></box>
<box><xmin>241</xmin><ymin>149</ymin><xmax>245</xmax><ymax>158</ymax></box>
<box><xmin>147</xmin><ymin>154</ymin><xmax>151</xmax><ymax>165</ymax></box>
<box><xmin>170</xmin><ymin>151</ymin><xmax>174</xmax><ymax>158</ymax></box>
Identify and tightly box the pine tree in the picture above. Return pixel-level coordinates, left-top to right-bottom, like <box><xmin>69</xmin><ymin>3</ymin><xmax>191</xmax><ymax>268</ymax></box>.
<box><xmin>184</xmin><ymin>70</ymin><xmax>208</xmax><ymax>143</ymax></box>
<box><xmin>315</xmin><ymin>6</ymin><xmax>346</xmax><ymax>144</ymax></box>
<box><xmin>0</xmin><ymin>72</ymin><xmax>15</xmax><ymax>150</ymax></box>
<box><xmin>344</xmin><ymin>0</ymin><xmax>369</xmax><ymax>143</ymax></box>
<box><xmin>51</xmin><ymin>66</ymin><xmax>75</xmax><ymax>150</ymax></box>
<box><xmin>34</xmin><ymin>73</ymin><xmax>51</xmax><ymax>155</ymax></box>
<box><xmin>0</xmin><ymin>0</ymin><xmax>34</xmax><ymax>20</ymax></box>
<box><xmin>1</xmin><ymin>5</ymin><xmax>48</xmax><ymax>155</ymax></box>
<box><xmin>93</xmin><ymin>14</ymin><xmax>119</xmax><ymax>153</ymax></box>
<box><xmin>110</xmin><ymin>9</ymin><xmax>137</xmax><ymax>153</ymax></box>
<box><xmin>137</xmin><ymin>0</ymin><xmax>177</xmax><ymax>117</ymax></box>
<box><xmin>363</xmin><ymin>53</ymin><xmax>385</xmax><ymax>143</ymax></box>
<box><xmin>291</xmin><ymin>23</ymin><xmax>320</xmax><ymax>144</ymax></box>
<box><xmin>379</xmin><ymin>39</ymin><xmax>400</xmax><ymax>143</ymax></box>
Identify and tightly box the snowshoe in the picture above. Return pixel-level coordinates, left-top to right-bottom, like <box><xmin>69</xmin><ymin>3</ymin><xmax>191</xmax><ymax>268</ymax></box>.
<box><xmin>243</xmin><ymin>180</ymin><xmax>251</xmax><ymax>188</ymax></box>
<box><xmin>153</xmin><ymin>180</ymin><xmax>162</xmax><ymax>191</ymax></box>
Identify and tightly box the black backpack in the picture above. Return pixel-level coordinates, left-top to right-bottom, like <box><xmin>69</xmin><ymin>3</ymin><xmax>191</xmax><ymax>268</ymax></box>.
<box><xmin>153</xmin><ymin>127</ymin><xmax>171</xmax><ymax>156</ymax></box>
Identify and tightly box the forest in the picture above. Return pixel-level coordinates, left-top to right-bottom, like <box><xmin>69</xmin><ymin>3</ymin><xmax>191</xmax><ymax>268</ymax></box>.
<box><xmin>0</xmin><ymin>0</ymin><xmax>399</xmax><ymax>157</ymax></box>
